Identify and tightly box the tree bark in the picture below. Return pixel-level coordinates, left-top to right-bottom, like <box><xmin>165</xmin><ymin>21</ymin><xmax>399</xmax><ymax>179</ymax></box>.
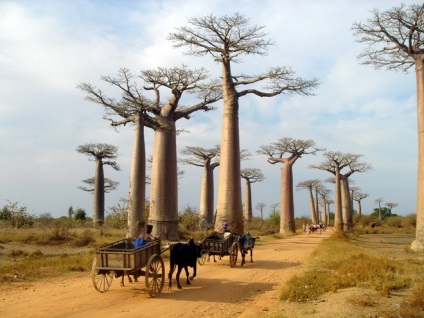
<box><xmin>93</xmin><ymin>159</ymin><xmax>104</xmax><ymax>227</ymax></box>
<box><xmin>308</xmin><ymin>188</ymin><xmax>317</xmax><ymax>225</ymax></box>
<box><xmin>215</xmin><ymin>60</ymin><xmax>243</xmax><ymax>234</ymax></box>
<box><xmin>149</xmin><ymin>124</ymin><xmax>179</xmax><ymax>241</ymax></box>
<box><xmin>334</xmin><ymin>169</ymin><xmax>343</xmax><ymax>231</ymax></box>
<box><xmin>244</xmin><ymin>179</ymin><xmax>252</xmax><ymax>222</ymax></box>
<box><xmin>357</xmin><ymin>201</ymin><xmax>362</xmax><ymax>217</ymax></box>
<box><xmin>341</xmin><ymin>178</ymin><xmax>352</xmax><ymax>232</ymax></box>
<box><xmin>321</xmin><ymin>200</ymin><xmax>327</xmax><ymax>225</ymax></box>
<box><xmin>200</xmin><ymin>164</ymin><xmax>215</xmax><ymax>224</ymax></box>
<box><xmin>314</xmin><ymin>188</ymin><xmax>319</xmax><ymax>224</ymax></box>
<box><xmin>127</xmin><ymin>115</ymin><xmax>146</xmax><ymax>238</ymax></box>
<box><xmin>412</xmin><ymin>57</ymin><xmax>424</xmax><ymax>251</ymax></box>
<box><xmin>280</xmin><ymin>162</ymin><xmax>295</xmax><ymax>233</ymax></box>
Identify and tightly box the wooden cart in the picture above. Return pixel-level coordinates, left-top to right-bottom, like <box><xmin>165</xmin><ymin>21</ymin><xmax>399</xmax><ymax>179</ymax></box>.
<box><xmin>197</xmin><ymin>233</ymin><xmax>240</xmax><ymax>267</ymax></box>
<box><xmin>91</xmin><ymin>239</ymin><xmax>165</xmax><ymax>297</ymax></box>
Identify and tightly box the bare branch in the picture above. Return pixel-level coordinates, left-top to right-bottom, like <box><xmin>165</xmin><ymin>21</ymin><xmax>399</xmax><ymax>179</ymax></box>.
<box><xmin>352</xmin><ymin>3</ymin><xmax>424</xmax><ymax>72</ymax></box>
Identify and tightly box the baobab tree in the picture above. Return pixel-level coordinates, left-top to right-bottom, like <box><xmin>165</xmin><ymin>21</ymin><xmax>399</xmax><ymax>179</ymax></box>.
<box><xmin>258</xmin><ymin>138</ymin><xmax>323</xmax><ymax>233</ymax></box>
<box><xmin>179</xmin><ymin>145</ymin><xmax>220</xmax><ymax>224</ymax></box>
<box><xmin>311</xmin><ymin>152</ymin><xmax>349</xmax><ymax>231</ymax></box>
<box><xmin>352</xmin><ymin>3</ymin><xmax>424</xmax><ymax>250</ymax></box>
<box><xmin>314</xmin><ymin>182</ymin><xmax>325</xmax><ymax>224</ymax></box>
<box><xmin>353</xmin><ymin>192</ymin><xmax>369</xmax><ymax>217</ymax></box>
<box><xmin>318</xmin><ymin>187</ymin><xmax>332</xmax><ymax>225</ymax></box>
<box><xmin>143</xmin><ymin>66</ymin><xmax>221</xmax><ymax>240</ymax></box>
<box><xmin>326</xmin><ymin>199</ymin><xmax>334</xmax><ymax>225</ymax></box>
<box><xmin>375</xmin><ymin>197</ymin><xmax>384</xmax><ymax>221</ymax></box>
<box><xmin>386</xmin><ymin>202</ymin><xmax>399</xmax><ymax>214</ymax></box>
<box><xmin>255</xmin><ymin>202</ymin><xmax>266</xmax><ymax>223</ymax></box>
<box><xmin>341</xmin><ymin>157</ymin><xmax>372</xmax><ymax>232</ymax></box>
<box><xmin>312</xmin><ymin>152</ymin><xmax>371</xmax><ymax>231</ymax></box>
<box><xmin>240</xmin><ymin>168</ymin><xmax>265</xmax><ymax>222</ymax></box>
<box><xmin>349</xmin><ymin>185</ymin><xmax>360</xmax><ymax>216</ymax></box>
<box><xmin>296</xmin><ymin>179</ymin><xmax>321</xmax><ymax>225</ymax></box>
<box><xmin>76</xmin><ymin>143</ymin><xmax>120</xmax><ymax>227</ymax></box>
<box><xmin>169</xmin><ymin>13</ymin><xmax>318</xmax><ymax>234</ymax></box>
<box><xmin>78</xmin><ymin>69</ymin><xmax>157</xmax><ymax>239</ymax></box>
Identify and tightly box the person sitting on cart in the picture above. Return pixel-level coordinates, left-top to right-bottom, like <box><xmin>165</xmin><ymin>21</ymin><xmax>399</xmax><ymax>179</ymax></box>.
<box><xmin>133</xmin><ymin>224</ymin><xmax>157</xmax><ymax>248</ymax></box>
<box><xmin>220</xmin><ymin>222</ymin><xmax>232</xmax><ymax>238</ymax></box>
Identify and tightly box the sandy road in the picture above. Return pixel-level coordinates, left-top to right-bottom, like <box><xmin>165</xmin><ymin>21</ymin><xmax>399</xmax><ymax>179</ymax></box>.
<box><xmin>0</xmin><ymin>231</ymin><xmax>330</xmax><ymax>318</ymax></box>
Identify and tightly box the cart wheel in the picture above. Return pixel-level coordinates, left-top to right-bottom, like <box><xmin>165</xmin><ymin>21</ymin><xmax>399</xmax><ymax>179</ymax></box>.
<box><xmin>92</xmin><ymin>257</ymin><xmax>113</xmax><ymax>293</ymax></box>
<box><xmin>229</xmin><ymin>242</ymin><xmax>239</xmax><ymax>268</ymax></box>
<box><xmin>198</xmin><ymin>252</ymin><xmax>208</xmax><ymax>266</ymax></box>
<box><xmin>145</xmin><ymin>254</ymin><xmax>165</xmax><ymax>297</ymax></box>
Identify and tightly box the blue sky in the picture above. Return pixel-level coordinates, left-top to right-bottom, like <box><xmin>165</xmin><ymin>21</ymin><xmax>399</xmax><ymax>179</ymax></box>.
<box><xmin>0</xmin><ymin>0</ymin><xmax>419</xmax><ymax>219</ymax></box>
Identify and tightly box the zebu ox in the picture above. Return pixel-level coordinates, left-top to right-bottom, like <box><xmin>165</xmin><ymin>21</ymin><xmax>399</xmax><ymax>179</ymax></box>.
<box><xmin>239</xmin><ymin>232</ymin><xmax>259</xmax><ymax>266</ymax></box>
<box><xmin>168</xmin><ymin>239</ymin><xmax>202</xmax><ymax>289</ymax></box>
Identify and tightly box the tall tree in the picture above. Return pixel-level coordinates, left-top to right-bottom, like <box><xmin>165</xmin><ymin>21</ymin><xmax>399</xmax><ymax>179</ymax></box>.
<box><xmin>311</xmin><ymin>152</ymin><xmax>349</xmax><ymax>231</ymax></box>
<box><xmin>143</xmin><ymin>65</ymin><xmax>221</xmax><ymax>240</ymax></box>
<box><xmin>296</xmin><ymin>179</ymin><xmax>321</xmax><ymax>225</ymax></box>
<box><xmin>169</xmin><ymin>13</ymin><xmax>318</xmax><ymax>234</ymax></box>
<box><xmin>240</xmin><ymin>168</ymin><xmax>265</xmax><ymax>222</ymax></box>
<box><xmin>258</xmin><ymin>138</ymin><xmax>323</xmax><ymax>233</ymax></box>
<box><xmin>313</xmin><ymin>153</ymin><xmax>371</xmax><ymax>231</ymax></box>
<box><xmin>375</xmin><ymin>197</ymin><xmax>384</xmax><ymax>221</ymax></box>
<box><xmin>318</xmin><ymin>187</ymin><xmax>332</xmax><ymax>225</ymax></box>
<box><xmin>255</xmin><ymin>202</ymin><xmax>266</xmax><ymax>223</ymax></box>
<box><xmin>320</xmin><ymin>154</ymin><xmax>370</xmax><ymax>230</ymax></box>
<box><xmin>76</xmin><ymin>143</ymin><xmax>120</xmax><ymax>227</ymax></box>
<box><xmin>353</xmin><ymin>192</ymin><xmax>369</xmax><ymax>217</ymax></box>
<box><xmin>340</xmin><ymin>156</ymin><xmax>372</xmax><ymax>231</ymax></box>
<box><xmin>313</xmin><ymin>181</ymin><xmax>324</xmax><ymax>224</ymax></box>
<box><xmin>78</xmin><ymin>69</ymin><xmax>156</xmax><ymax>239</ymax></box>
<box><xmin>349</xmin><ymin>185</ymin><xmax>360</xmax><ymax>215</ymax></box>
<box><xmin>326</xmin><ymin>199</ymin><xmax>334</xmax><ymax>225</ymax></box>
<box><xmin>352</xmin><ymin>3</ymin><xmax>424</xmax><ymax>250</ymax></box>
<box><xmin>179</xmin><ymin>145</ymin><xmax>220</xmax><ymax>224</ymax></box>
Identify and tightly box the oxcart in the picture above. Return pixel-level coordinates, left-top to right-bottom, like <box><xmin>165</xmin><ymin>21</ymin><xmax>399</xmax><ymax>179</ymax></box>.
<box><xmin>91</xmin><ymin>239</ymin><xmax>166</xmax><ymax>297</ymax></box>
<box><xmin>197</xmin><ymin>232</ymin><xmax>240</xmax><ymax>267</ymax></box>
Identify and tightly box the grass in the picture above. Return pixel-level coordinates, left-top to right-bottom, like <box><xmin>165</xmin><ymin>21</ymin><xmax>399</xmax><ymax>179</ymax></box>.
<box><xmin>1</xmin><ymin>252</ymin><xmax>95</xmax><ymax>282</ymax></box>
<box><xmin>279</xmin><ymin>230</ymin><xmax>424</xmax><ymax>317</ymax></box>
<box><xmin>0</xmin><ymin>226</ymin><xmax>126</xmax><ymax>282</ymax></box>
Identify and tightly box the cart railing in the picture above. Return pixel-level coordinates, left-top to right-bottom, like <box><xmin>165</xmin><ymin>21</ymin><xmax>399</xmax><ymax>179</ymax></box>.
<box><xmin>94</xmin><ymin>239</ymin><xmax>161</xmax><ymax>271</ymax></box>
<box><xmin>199</xmin><ymin>233</ymin><xmax>237</xmax><ymax>255</ymax></box>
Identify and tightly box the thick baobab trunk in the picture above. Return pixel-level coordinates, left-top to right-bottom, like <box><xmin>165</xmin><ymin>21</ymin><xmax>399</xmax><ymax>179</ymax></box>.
<box><xmin>321</xmin><ymin>200</ymin><xmax>327</xmax><ymax>225</ymax></box>
<box><xmin>244</xmin><ymin>179</ymin><xmax>252</xmax><ymax>222</ymax></box>
<box><xmin>127</xmin><ymin>117</ymin><xmax>146</xmax><ymax>239</ymax></box>
<box><xmin>412</xmin><ymin>57</ymin><xmax>424</xmax><ymax>251</ymax></box>
<box><xmin>326</xmin><ymin>202</ymin><xmax>332</xmax><ymax>226</ymax></box>
<box><xmin>200</xmin><ymin>164</ymin><xmax>215</xmax><ymax>224</ymax></box>
<box><xmin>215</xmin><ymin>61</ymin><xmax>243</xmax><ymax>233</ymax></box>
<box><xmin>314</xmin><ymin>188</ymin><xmax>319</xmax><ymax>224</ymax></box>
<box><xmin>334</xmin><ymin>169</ymin><xmax>343</xmax><ymax>231</ymax></box>
<box><xmin>308</xmin><ymin>188</ymin><xmax>317</xmax><ymax>225</ymax></box>
<box><xmin>357</xmin><ymin>201</ymin><xmax>362</xmax><ymax>217</ymax></box>
<box><xmin>341</xmin><ymin>178</ymin><xmax>352</xmax><ymax>232</ymax></box>
<box><xmin>280</xmin><ymin>163</ymin><xmax>295</xmax><ymax>233</ymax></box>
<box><xmin>93</xmin><ymin>159</ymin><xmax>105</xmax><ymax>227</ymax></box>
<box><xmin>149</xmin><ymin>125</ymin><xmax>179</xmax><ymax>241</ymax></box>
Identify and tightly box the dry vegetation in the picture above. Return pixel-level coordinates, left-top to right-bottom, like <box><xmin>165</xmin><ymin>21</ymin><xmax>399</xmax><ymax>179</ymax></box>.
<box><xmin>278</xmin><ymin>230</ymin><xmax>424</xmax><ymax>318</ymax></box>
<box><xmin>0</xmin><ymin>216</ymin><xmax>423</xmax><ymax>317</ymax></box>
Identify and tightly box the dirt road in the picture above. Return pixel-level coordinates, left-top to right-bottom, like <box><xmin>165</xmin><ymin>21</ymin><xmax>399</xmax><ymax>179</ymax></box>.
<box><xmin>0</xmin><ymin>231</ymin><xmax>331</xmax><ymax>318</ymax></box>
